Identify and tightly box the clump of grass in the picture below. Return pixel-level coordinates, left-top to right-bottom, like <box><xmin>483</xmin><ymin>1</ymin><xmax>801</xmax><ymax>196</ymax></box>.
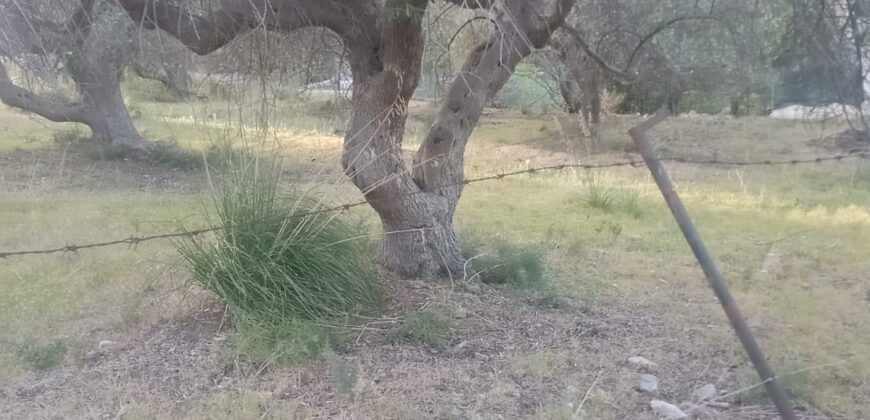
<box><xmin>619</xmin><ymin>189</ymin><xmax>644</xmax><ymax>219</ymax></box>
<box><xmin>15</xmin><ymin>339</ymin><xmax>68</xmax><ymax>371</ymax></box>
<box><xmin>581</xmin><ymin>175</ymin><xmax>644</xmax><ymax>218</ymax></box>
<box><xmin>584</xmin><ymin>178</ymin><xmax>615</xmax><ymax>212</ymax></box>
<box><xmin>176</xmin><ymin>154</ymin><xmax>381</xmax><ymax>323</ymax></box>
<box><xmin>388</xmin><ymin>310</ymin><xmax>453</xmax><ymax>349</ymax></box>
<box><xmin>463</xmin><ymin>238</ymin><xmax>545</xmax><ymax>288</ymax></box>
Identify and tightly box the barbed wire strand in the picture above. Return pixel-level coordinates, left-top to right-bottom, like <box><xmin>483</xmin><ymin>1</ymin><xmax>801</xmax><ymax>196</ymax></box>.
<box><xmin>0</xmin><ymin>152</ymin><xmax>867</xmax><ymax>259</ymax></box>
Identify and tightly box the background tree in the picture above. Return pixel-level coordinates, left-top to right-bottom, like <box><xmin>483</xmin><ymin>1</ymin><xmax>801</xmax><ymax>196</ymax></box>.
<box><xmin>782</xmin><ymin>0</ymin><xmax>869</xmax><ymax>132</ymax></box>
<box><xmin>0</xmin><ymin>0</ymin><xmax>153</xmax><ymax>150</ymax></box>
<box><xmin>551</xmin><ymin>0</ymin><xmax>786</xmax><ymax>117</ymax></box>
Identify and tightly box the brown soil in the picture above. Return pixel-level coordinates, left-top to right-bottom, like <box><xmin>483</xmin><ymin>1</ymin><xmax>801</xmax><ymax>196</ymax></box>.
<box><xmin>0</xmin><ymin>279</ymin><xmax>835</xmax><ymax>419</ymax></box>
<box><xmin>0</xmin><ymin>148</ymin><xmax>202</xmax><ymax>193</ymax></box>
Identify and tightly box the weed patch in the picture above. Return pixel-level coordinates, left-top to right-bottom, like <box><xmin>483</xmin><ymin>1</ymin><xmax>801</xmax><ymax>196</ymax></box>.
<box><xmin>14</xmin><ymin>339</ymin><xmax>68</xmax><ymax>371</ymax></box>
<box><xmin>388</xmin><ymin>310</ymin><xmax>453</xmax><ymax>349</ymax></box>
<box><xmin>464</xmin><ymin>238</ymin><xmax>545</xmax><ymax>288</ymax></box>
<box><xmin>227</xmin><ymin>318</ymin><xmax>333</xmax><ymax>365</ymax></box>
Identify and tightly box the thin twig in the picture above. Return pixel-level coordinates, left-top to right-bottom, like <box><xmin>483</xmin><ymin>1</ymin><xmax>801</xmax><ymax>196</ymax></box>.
<box><xmin>573</xmin><ymin>369</ymin><xmax>604</xmax><ymax>419</ymax></box>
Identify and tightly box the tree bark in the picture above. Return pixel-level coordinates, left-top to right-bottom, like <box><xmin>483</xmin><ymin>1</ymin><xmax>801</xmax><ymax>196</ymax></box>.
<box><xmin>72</xmin><ymin>66</ymin><xmax>147</xmax><ymax>149</ymax></box>
<box><xmin>588</xmin><ymin>74</ymin><xmax>601</xmax><ymax>124</ymax></box>
<box><xmin>339</xmin><ymin>0</ymin><xmax>467</xmax><ymax>277</ymax></box>
<box><xmin>559</xmin><ymin>77</ymin><xmax>583</xmax><ymax>114</ymax></box>
<box><xmin>401</xmin><ymin>0</ymin><xmax>575</xmax><ymax>276</ymax></box>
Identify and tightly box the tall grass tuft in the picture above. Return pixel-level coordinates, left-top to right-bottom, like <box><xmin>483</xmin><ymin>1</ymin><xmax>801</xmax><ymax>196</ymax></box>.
<box><xmin>583</xmin><ymin>177</ymin><xmax>615</xmax><ymax>212</ymax></box>
<box><xmin>176</xmin><ymin>154</ymin><xmax>381</xmax><ymax>323</ymax></box>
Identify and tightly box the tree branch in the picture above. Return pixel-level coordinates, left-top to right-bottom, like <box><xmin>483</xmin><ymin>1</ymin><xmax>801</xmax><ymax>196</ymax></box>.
<box><xmin>559</xmin><ymin>14</ymin><xmax>720</xmax><ymax>83</ymax></box>
<box><xmin>115</xmin><ymin>0</ymin><xmax>380</xmax><ymax>56</ymax></box>
<box><xmin>624</xmin><ymin>15</ymin><xmax>717</xmax><ymax>70</ymax></box>
<box><xmin>559</xmin><ymin>25</ymin><xmax>634</xmax><ymax>81</ymax></box>
<box><xmin>0</xmin><ymin>61</ymin><xmax>89</xmax><ymax>124</ymax></box>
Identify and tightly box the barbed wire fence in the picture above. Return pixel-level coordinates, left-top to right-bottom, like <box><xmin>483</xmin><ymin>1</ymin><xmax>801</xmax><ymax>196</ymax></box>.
<box><xmin>0</xmin><ymin>151</ymin><xmax>867</xmax><ymax>260</ymax></box>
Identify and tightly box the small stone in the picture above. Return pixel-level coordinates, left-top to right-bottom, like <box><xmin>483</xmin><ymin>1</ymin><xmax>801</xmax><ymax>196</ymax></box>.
<box><xmin>98</xmin><ymin>340</ymin><xmax>121</xmax><ymax>352</ymax></box>
<box><xmin>627</xmin><ymin>356</ymin><xmax>657</xmax><ymax>369</ymax></box>
<box><xmin>650</xmin><ymin>400</ymin><xmax>688</xmax><ymax>419</ymax></box>
<box><xmin>84</xmin><ymin>350</ymin><xmax>103</xmax><ymax>361</ymax></box>
<box><xmin>473</xmin><ymin>352</ymin><xmax>490</xmax><ymax>361</ymax></box>
<box><xmin>639</xmin><ymin>374</ymin><xmax>659</xmax><ymax>393</ymax></box>
<box><xmin>692</xmin><ymin>383</ymin><xmax>717</xmax><ymax>402</ymax></box>
<box><xmin>452</xmin><ymin>340</ymin><xmax>469</xmax><ymax>354</ymax></box>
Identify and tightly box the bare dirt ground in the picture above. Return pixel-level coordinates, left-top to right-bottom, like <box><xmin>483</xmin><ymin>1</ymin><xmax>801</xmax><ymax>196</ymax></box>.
<box><xmin>0</xmin><ymin>148</ymin><xmax>200</xmax><ymax>193</ymax></box>
<box><xmin>1</xmin><ymin>275</ymin><xmax>835</xmax><ymax>419</ymax></box>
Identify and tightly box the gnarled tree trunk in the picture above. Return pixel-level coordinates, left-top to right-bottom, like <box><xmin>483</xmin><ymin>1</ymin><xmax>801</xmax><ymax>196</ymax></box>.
<box><xmin>115</xmin><ymin>0</ymin><xmax>575</xmax><ymax>277</ymax></box>
<box><xmin>400</xmin><ymin>0</ymin><xmax>574</xmax><ymax>276</ymax></box>
<box><xmin>337</xmin><ymin>0</ymin><xmax>466</xmax><ymax>277</ymax></box>
<box><xmin>69</xmin><ymin>58</ymin><xmax>147</xmax><ymax>149</ymax></box>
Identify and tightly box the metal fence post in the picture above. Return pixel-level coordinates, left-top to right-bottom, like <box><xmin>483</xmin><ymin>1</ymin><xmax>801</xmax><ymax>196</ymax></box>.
<box><xmin>628</xmin><ymin>110</ymin><xmax>797</xmax><ymax>420</ymax></box>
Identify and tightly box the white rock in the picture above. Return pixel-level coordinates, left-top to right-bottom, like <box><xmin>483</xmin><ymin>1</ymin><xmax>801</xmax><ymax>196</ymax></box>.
<box><xmin>452</xmin><ymin>340</ymin><xmax>469</xmax><ymax>354</ymax></box>
<box><xmin>640</xmin><ymin>374</ymin><xmax>659</xmax><ymax>393</ymax></box>
<box><xmin>650</xmin><ymin>400</ymin><xmax>688</xmax><ymax>419</ymax></box>
<box><xmin>98</xmin><ymin>340</ymin><xmax>120</xmax><ymax>352</ymax></box>
<box><xmin>627</xmin><ymin>356</ymin><xmax>657</xmax><ymax>369</ymax></box>
<box><xmin>769</xmin><ymin>103</ymin><xmax>860</xmax><ymax>121</ymax></box>
<box><xmin>692</xmin><ymin>383</ymin><xmax>717</xmax><ymax>402</ymax></box>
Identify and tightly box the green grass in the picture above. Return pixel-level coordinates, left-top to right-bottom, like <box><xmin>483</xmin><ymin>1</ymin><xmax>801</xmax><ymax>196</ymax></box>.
<box><xmin>226</xmin><ymin>318</ymin><xmax>334</xmax><ymax>365</ymax></box>
<box><xmin>462</xmin><ymin>238</ymin><xmax>545</xmax><ymax>288</ymax></box>
<box><xmin>388</xmin><ymin>309</ymin><xmax>454</xmax><ymax>349</ymax></box>
<box><xmin>12</xmin><ymin>339</ymin><xmax>69</xmax><ymax>371</ymax></box>
<box><xmin>176</xmin><ymin>154</ymin><xmax>382</xmax><ymax>323</ymax></box>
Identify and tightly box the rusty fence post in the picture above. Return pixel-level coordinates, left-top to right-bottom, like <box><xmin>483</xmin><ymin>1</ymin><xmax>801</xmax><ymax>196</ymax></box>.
<box><xmin>628</xmin><ymin>110</ymin><xmax>797</xmax><ymax>420</ymax></box>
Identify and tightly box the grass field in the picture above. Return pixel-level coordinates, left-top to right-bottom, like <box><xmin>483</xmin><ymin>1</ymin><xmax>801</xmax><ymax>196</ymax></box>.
<box><xmin>0</xmin><ymin>83</ymin><xmax>868</xmax><ymax>419</ymax></box>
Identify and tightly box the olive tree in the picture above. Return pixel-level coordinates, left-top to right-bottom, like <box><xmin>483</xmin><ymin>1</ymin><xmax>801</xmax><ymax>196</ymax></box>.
<box><xmin>0</xmin><ymin>0</ymin><xmax>154</xmax><ymax>150</ymax></box>
<box><xmin>114</xmin><ymin>0</ymin><xmax>575</xmax><ymax>277</ymax></box>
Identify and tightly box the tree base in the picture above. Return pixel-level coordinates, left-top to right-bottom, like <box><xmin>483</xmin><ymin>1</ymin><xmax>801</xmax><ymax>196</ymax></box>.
<box><xmin>379</xmin><ymin>217</ymin><xmax>465</xmax><ymax>279</ymax></box>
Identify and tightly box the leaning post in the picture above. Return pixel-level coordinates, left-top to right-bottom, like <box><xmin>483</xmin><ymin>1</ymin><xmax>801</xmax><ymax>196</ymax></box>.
<box><xmin>628</xmin><ymin>110</ymin><xmax>796</xmax><ymax>420</ymax></box>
